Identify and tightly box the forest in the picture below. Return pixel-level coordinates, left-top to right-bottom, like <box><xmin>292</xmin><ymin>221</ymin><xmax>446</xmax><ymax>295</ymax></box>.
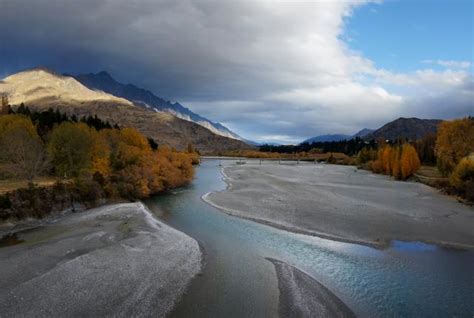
<box><xmin>0</xmin><ymin>106</ymin><xmax>198</xmax><ymax>220</ymax></box>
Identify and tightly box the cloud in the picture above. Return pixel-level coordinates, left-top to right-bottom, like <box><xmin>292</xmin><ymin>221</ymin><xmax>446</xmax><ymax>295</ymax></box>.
<box><xmin>422</xmin><ymin>59</ymin><xmax>472</xmax><ymax>69</ymax></box>
<box><xmin>0</xmin><ymin>0</ymin><xmax>472</xmax><ymax>144</ymax></box>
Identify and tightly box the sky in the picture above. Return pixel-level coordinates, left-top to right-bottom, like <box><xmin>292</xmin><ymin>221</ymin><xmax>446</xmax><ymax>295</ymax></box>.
<box><xmin>0</xmin><ymin>0</ymin><xmax>472</xmax><ymax>144</ymax></box>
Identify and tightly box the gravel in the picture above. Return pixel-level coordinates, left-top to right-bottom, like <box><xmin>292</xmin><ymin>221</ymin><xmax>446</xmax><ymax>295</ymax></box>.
<box><xmin>268</xmin><ymin>258</ymin><xmax>355</xmax><ymax>318</ymax></box>
<box><xmin>0</xmin><ymin>202</ymin><xmax>202</xmax><ymax>317</ymax></box>
<box><xmin>205</xmin><ymin>162</ymin><xmax>474</xmax><ymax>249</ymax></box>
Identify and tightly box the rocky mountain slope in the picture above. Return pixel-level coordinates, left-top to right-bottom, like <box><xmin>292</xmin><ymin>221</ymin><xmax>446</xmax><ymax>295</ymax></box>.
<box><xmin>0</xmin><ymin>68</ymin><xmax>250</xmax><ymax>154</ymax></box>
<box><xmin>364</xmin><ymin>117</ymin><xmax>442</xmax><ymax>141</ymax></box>
<box><xmin>74</xmin><ymin>71</ymin><xmax>242</xmax><ymax>140</ymax></box>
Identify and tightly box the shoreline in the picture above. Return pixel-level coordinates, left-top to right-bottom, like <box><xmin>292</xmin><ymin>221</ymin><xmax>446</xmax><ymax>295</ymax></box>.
<box><xmin>203</xmin><ymin>163</ymin><xmax>474</xmax><ymax>250</ymax></box>
<box><xmin>0</xmin><ymin>202</ymin><xmax>202</xmax><ymax>317</ymax></box>
<box><xmin>267</xmin><ymin>258</ymin><xmax>356</xmax><ymax>318</ymax></box>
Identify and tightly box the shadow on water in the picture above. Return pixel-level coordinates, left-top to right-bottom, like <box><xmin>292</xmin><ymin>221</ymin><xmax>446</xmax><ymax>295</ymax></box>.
<box><xmin>145</xmin><ymin>160</ymin><xmax>474</xmax><ymax>318</ymax></box>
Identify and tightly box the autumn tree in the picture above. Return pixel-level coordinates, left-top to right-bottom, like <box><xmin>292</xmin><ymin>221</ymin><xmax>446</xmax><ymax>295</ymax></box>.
<box><xmin>390</xmin><ymin>146</ymin><xmax>402</xmax><ymax>180</ymax></box>
<box><xmin>435</xmin><ymin>118</ymin><xmax>474</xmax><ymax>175</ymax></box>
<box><xmin>90</xmin><ymin>130</ymin><xmax>111</xmax><ymax>177</ymax></box>
<box><xmin>47</xmin><ymin>122</ymin><xmax>95</xmax><ymax>178</ymax></box>
<box><xmin>370</xmin><ymin>143</ymin><xmax>420</xmax><ymax>180</ymax></box>
<box><xmin>400</xmin><ymin>144</ymin><xmax>421</xmax><ymax>180</ymax></box>
<box><xmin>380</xmin><ymin>146</ymin><xmax>393</xmax><ymax>175</ymax></box>
<box><xmin>414</xmin><ymin>133</ymin><xmax>436</xmax><ymax>165</ymax></box>
<box><xmin>0</xmin><ymin>115</ymin><xmax>48</xmax><ymax>180</ymax></box>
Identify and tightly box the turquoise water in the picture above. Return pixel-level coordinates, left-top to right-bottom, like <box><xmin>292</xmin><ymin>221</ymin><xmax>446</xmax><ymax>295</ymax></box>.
<box><xmin>146</xmin><ymin>161</ymin><xmax>474</xmax><ymax>317</ymax></box>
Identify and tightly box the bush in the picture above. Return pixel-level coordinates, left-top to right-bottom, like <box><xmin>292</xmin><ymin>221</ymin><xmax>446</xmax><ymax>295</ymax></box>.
<box><xmin>72</xmin><ymin>177</ymin><xmax>104</xmax><ymax>206</ymax></box>
<box><xmin>0</xmin><ymin>195</ymin><xmax>12</xmax><ymax>219</ymax></box>
<box><xmin>449</xmin><ymin>157</ymin><xmax>474</xmax><ymax>202</ymax></box>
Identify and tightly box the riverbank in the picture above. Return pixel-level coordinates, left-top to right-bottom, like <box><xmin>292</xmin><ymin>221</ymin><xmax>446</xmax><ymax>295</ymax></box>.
<box><xmin>0</xmin><ymin>202</ymin><xmax>202</xmax><ymax>317</ymax></box>
<box><xmin>205</xmin><ymin>162</ymin><xmax>474</xmax><ymax>249</ymax></box>
<box><xmin>268</xmin><ymin>258</ymin><xmax>355</xmax><ymax>318</ymax></box>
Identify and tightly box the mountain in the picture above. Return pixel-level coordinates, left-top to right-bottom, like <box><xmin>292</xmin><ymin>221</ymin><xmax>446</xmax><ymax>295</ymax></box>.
<box><xmin>1</xmin><ymin>67</ymin><xmax>133</xmax><ymax>107</ymax></box>
<box><xmin>302</xmin><ymin>134</ymin><xmax>351</xmax><ymax>144</ymax></box>
<box><xmin>74</xmin><ymin>71</ymin><xmax>242</xmax><ymax>140</ymax></box>
<box><xmin>364</xmin><ymin>117</ymin><xmax>442</xmax><ymax>141</ymax></box>
<box><xmin>0</xmin><ymin>68</ymin><xmax>250</xmax><ymax>154</ymax></box>
<box><xmin>352</xmin><ymin>128</ymin><xmax>374</xmax><ymax>138</ymax></box>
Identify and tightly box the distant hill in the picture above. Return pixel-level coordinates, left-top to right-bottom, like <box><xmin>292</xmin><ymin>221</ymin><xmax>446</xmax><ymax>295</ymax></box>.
<box><xmin>74</xmin><ymin>71</ymin><xmax>242</xmax><ymax>140</ymax></box>
<box><xmin>353</xmin><ymin>128</ymin><xmax>374</xmax><ymax>138</ymax></box>
<box><xmin>364</xmin><ymin>117</ymin><xmax>442</xmax><ymax>141</ymax></box>
<box><xmin>302</xmin><ymin>134</ymin><xmax>351</xmax><ymax>144</ymax></box>
<box><xmin>0</xmin><ymin>68</ymin><xmax>250</xmax><ymax>154</ymax></box>
<box><xmin>301</xmin><ymin>117</ymin><xmax>440</xmax><ymax>145</ymax></box>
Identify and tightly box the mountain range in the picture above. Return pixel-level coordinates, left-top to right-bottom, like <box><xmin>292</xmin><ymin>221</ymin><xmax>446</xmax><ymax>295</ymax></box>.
<box><xmin>302</xmin><ymin>134</ymin><xmax>352</xmax><ymax>143</ymax></box>
<box><xmin>363</xmin><ymin>117</ymin><xmax>442</xmax><ymax>141</ymax></box>
<box><xmin>302</xmin><ymin>128</ymin><xmax>374</xmax><ymax>143</ymax></box>
<box><xmin>74</xmin><ymin>71</ymin><xmax>242</xmax><ymax>140</ymax></box>
<box><xmin>302</xmin><ymin>117</ymin><xmax>441</xmax><ymax>144</ymax></box>
<box><xmin>0</xmin><ymin>68</ymin><xmax>250</xmax><ymax>154</ymax></box>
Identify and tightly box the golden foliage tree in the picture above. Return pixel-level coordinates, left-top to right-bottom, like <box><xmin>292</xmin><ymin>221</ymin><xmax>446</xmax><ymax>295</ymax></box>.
<box><xmin>47</xmin><ymin>122</ymin><xmax>95</xmax><ymax>178</ymax></box>
<box><xmin>90</xmin><ymin>130</ymin><xmax>111</xmax><ymax>177</ymax></box>
<box><xmin>390</xmin><ymin>146</ymin><xmax>402</xmax><ymax>180</ymax></box>
<box><xmin>371</xmin><ymin>143</ymin><xmax>420</xmax><ymax>180</ymax></box>
<box><xmin>435</xmin><ymin>118</ymin><xmax>474</xmax><ymax>175</ymax></box>
<box><xmin>400</xmin><ymin>144</ymin><xmax>421</xmax><ymax>180</ymax></box>
<box><xmin>0</xmin><ymin>115</ymin><xmax>47</xmax><ymax>180</ymax></box>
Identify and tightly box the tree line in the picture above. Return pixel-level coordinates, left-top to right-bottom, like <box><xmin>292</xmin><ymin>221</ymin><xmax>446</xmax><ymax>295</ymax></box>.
<box><xmin>358</xmin><ymin>143</ymin><xmax>420</xmax><ymax>180</ymax></box>
<box><xmin>0</xmin><ymin>107</ymin><xmax>198</xmax><ymax>219</ymax></box>
<box><xmin>260</xmin><ymin>138</ymin><xmax>377</xmax><ymax>156</ymax></box>
<box><xmin>357</xmin><ymin>117</ymin><xmax>473</xmax><ymax>200</ymax></box>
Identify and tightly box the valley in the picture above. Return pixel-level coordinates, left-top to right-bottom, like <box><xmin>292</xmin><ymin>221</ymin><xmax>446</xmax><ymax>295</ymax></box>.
<box><xmin>2</xmin><ymin>160</ymin><xmax>472</xmax><ymax>317</ymax></box>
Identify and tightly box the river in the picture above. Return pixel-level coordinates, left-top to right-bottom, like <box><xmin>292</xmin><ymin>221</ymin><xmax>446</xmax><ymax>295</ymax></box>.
<box><xmin>146</xmin><ymin>160</ymin><xmax>474</xmax><ymax>317</ymax></box>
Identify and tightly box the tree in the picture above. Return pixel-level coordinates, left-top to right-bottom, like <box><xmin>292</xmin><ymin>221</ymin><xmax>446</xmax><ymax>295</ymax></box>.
<box><xmin>380</xmin><ymin>146</ymin><xmax>392</xmax><ymax>175</ymax></box>
<box><xmin>435</xmin><ymin>118</ymin><xmax>474</xmax><ymax>175</ymax></box>
<box><xmin>90</xmin><ymin>130</ymin><xmax>111</xmax><ymax>177</ymax></box>
<box><xmin>400</xmin><ymin>144</ymin><xmax>421</xmax><ymax>180</ymax></box>
<box><xmin>414</xmin><ymin>133</ymin><xmax>436</xmax><ymax>165</ymax></box>
<box><xmin>0</xmin><ymin>115</ymin><xmax>48</xmax><ymax>180</ymax></box>
<box><xmin>390</xmin><ymin>146</ymin><xmax>402</xmax><ymax>180</ymax></box>
<box><xmin>1</xmin><ymin>95</ymin><xmax>10</xmax><ymax>114</ymax></box>
<box><xmin>47</xmin><ymin>122</ymin><xmax>95</xmax><ymax>178</ymax></box>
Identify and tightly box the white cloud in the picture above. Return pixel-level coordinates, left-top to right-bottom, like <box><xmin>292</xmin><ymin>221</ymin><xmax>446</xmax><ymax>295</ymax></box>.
<box><xmin>422</xmin><ymin>59</ymin><xmax>472</xmax><ymax>69</ymax></box>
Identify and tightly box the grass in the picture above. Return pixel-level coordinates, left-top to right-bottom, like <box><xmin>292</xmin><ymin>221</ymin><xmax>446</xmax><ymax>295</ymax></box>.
<box><xmin>0</xmin><ymin>177</ymin><xmax>60</xmax><ymax>195</ymax></box>
<box><xmin>414</xmin><ymin>166</ymin><xmax>448</xmax><ymax>187</ymax></box>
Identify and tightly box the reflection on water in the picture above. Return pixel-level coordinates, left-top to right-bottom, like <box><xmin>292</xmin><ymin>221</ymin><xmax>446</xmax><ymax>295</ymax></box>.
<box><xmin>146</xmin><ymin>160</ymin><xmax>474</xmax><ymax>317</ymax></box>
<box><xmin>391</xmin><ymin>240</ymin><xmax>438</xmax><ymax>251</ymax></box>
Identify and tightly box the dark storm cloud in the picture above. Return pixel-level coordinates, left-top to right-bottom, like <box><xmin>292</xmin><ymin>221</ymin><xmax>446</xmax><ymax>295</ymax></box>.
<box><xmin>1</xmin><ymin>0</ymin><xmax>472</xmax><ymax>143</ymax></box>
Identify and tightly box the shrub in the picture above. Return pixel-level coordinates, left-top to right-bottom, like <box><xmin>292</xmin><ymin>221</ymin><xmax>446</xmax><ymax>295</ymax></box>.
<box><xmin>449</xmin><ymin>157</ymin><xmax>474</xmax><ymax>202</ymax></box>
